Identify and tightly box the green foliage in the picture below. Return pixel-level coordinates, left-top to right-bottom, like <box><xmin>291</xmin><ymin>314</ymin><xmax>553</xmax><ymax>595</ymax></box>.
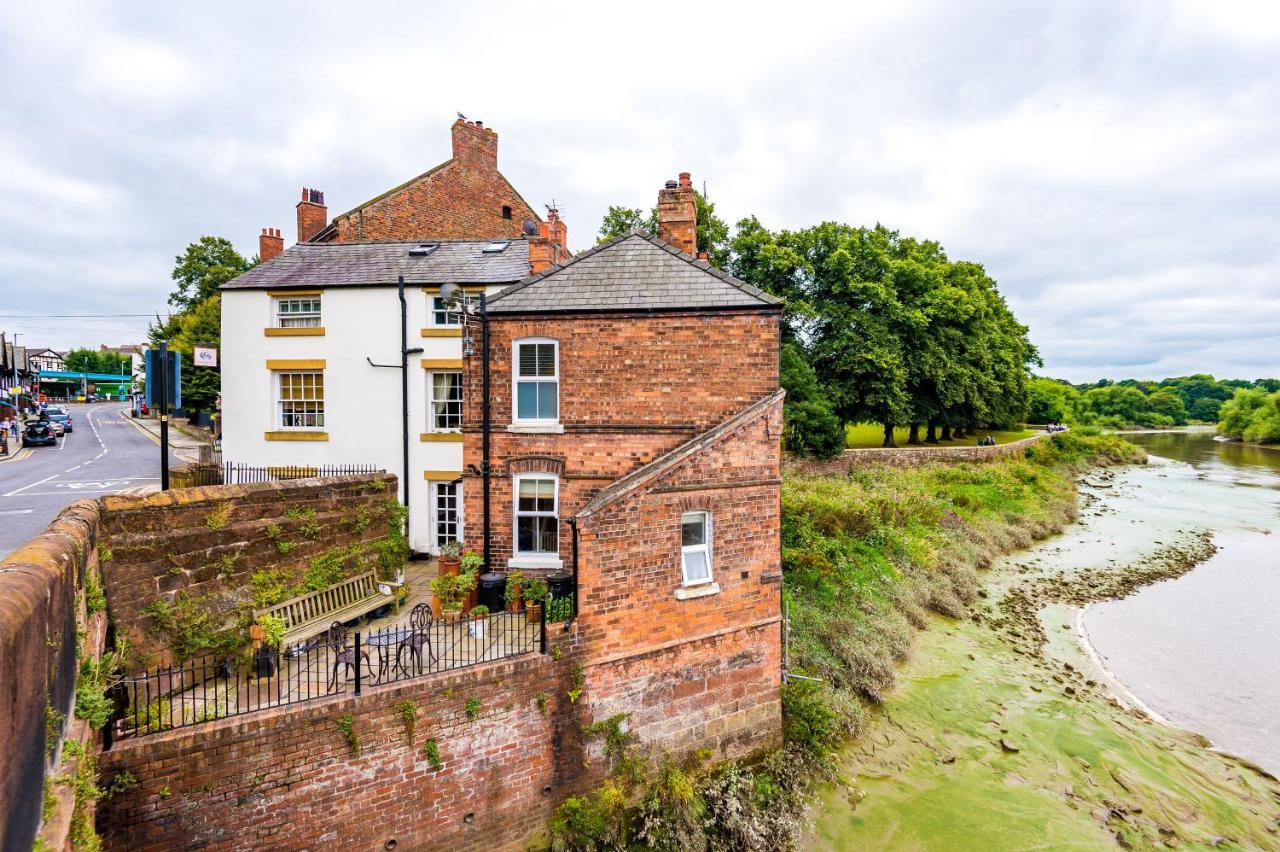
<box><xmin>459</xmin><ymin>549</ymin><xmax>484</xmax><ymax>573</ymax></box>
<box><xmin>142</xmin><ymin>592</ymin><xmax>241</xmax><ymax>662</ymax></box>
<box><xmin>546</xmin><ymin>596</ymin><xmax>574</xmax><ymax>623</ymax></box>
<box><xmin>204</xmin><ymin>501</ymin><xmax>233</xmax><ymax>530</ymax></box>
<box><xmin>504</xmin><ymin>570</ymin><xmax>523</xmax><ymax>606</ymax></box>
<box><xmin>469</xmin><ymin>604</ymin><xmax>489</xmax><ymax>617</ymax></box>
<box><xmin>584</xmin><ymin>713</ymin><xmax>640</xmax><ymax>783</ymax></box>
<box><xmin>60</xmin><ymin>739</ymin><xmax>104</xmax><ymax>851</ymax></box>
<box><xmin>1218</xmin><ymin>387</ymin><xmax>1280</xmax><ymax>443</ymax></box>
<box><xmin>595</xmin><ymin>190</ymin><xmax>730</xmax><ymax>266</ymax></box>
<box><xmin>167</xmin><ymin>235</ymin><xmax>255</xmax><ymax>311</ymax></box>
<box><xmin>62</xmin><ymin>348</ymin><xmax>131</xmax><ymax>375</ymax></box>
<box><xmin>780</xmin><ymin>343</ymin><xmax>845</xmax><ymax>457</ymax></box>
<box><xmin>275</xmin><ymin>539</ymin><xmax>294</xmax><ymax>555</ymax></box>
<box><xmin>465</xmin><ymin>697</ymin><xmax>481</xmax><ymax>720</ymax></box>
<box><xmin>374</xmin><ymin>501</ymin><xmax>410</xmax><ymax>579</ymax></box>
<box><xmin>216</xmin><ymin>551</ymin><xmax>242</xmax><ymax>580</ymax></box>
<box><xmin>396</xmin><ymin>699</ymin><xmax>417</xmax><ymax>745</ymax></box>
<box><xmin>549</xmin><ymin>782</ymin><xmax>630</xmax><ymax>851</ymax></box>
<box><xmin>567</xmin><ymin>662</ymin><xmax>585</xmax><ymax>704</ymax></box>
<box><xmin>536</xmin><ymin>692</ymin><xmax>550</xmax><ymax>715</ymax></box>
<box><xmin>255</xmin><ymin>615</ymin><xmax>285</xmax><ymax>648</ymax></box>
<box><xmin>251</xmin><ymin>570</ymin><xmax>287</xmax><ymax>608</ymax></box>
<box><xmin>423</xmin><ymin>738</ymin><xmax>442</xmax><ymax>770</ymax></box>
<box><xmin>84</xmin><ymin>569</ymin><xmax>107</xmax><ymax>616</ymax></box>
<box><xmin>97</xmin><ymin>545</ymin><xmax>113</xmax><ymax>564</ymax></box>
<box><xmin>522</xmin><ymin>577</ymin><xmax>549</xmax><ymax>605</ymax></box>
<box><xmin>781</xmin><ymin>677</ymin><xmax>840</xmax><ymax>755</ymax></box>
<box><xmin>431</xmin><ymin>572</ymin><xmax>477</xmax><ymax>612</ymax></box>
<box><xmin>336</xmin><ymin>713</ymin><xmax>360</xmax><ymax>757</ymax></box>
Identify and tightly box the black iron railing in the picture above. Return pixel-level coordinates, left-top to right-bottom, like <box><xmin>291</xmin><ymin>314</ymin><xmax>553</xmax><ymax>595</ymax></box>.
<box><xmin>171</xmin><ymin>461</ymin><xmax>384</xmax><ymax>488</ymax></box>
<box><xmin>112</xmin><ymin>608</ymin><xmax>544</xmax><ymax>739</ymax></box>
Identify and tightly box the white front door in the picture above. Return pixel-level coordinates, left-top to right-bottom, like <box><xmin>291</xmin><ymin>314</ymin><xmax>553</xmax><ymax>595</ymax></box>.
<box><xmin>429</xmin><ymin>480</ymin><xmax>462</xmax><ymax>555</ymax></box>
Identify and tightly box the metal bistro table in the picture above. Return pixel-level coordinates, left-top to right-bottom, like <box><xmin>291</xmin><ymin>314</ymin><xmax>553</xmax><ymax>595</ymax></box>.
<box><xmin>363</xmin><ymin>628</ymin><xmax>420</xmax><ymax>682</ymax></box>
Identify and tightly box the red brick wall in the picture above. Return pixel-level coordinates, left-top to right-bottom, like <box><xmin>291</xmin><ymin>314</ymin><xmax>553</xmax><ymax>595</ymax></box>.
<box><xmin>97</xmin><ymin>645</ymin><xmax>593</xmax><ymax>852</ymax></box>
<box><xmin>329</xmin><ymin>121</ymin><xmax>541</xmax><ymax>243</ymax></box>
<box><xmin>575</xmin><ymin>399</ymin><xmax>784</xmax><ymax>759</ymax></box>
<box><xmin>461</xmin><ymin>310</ymin><xmax>780</xmax><ymax>567</ymax></box>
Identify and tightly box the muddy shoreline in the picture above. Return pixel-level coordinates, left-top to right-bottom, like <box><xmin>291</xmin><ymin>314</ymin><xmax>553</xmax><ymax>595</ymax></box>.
<box><xmin>806</xmin><ymin>461</ymin><xmax>1280</xmax><ymax>850</ymax></box>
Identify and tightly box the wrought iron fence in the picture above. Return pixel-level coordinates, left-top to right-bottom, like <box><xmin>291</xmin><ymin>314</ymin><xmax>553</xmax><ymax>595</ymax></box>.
<box><xmin>111</xmin><ymin>607</ymin><xmax>545</xmax><ymax>740</ymax></box>
<box><xmin>171</xmin><ymin>460</ymin><xmax>384</xmax><ymax>488</ymax></box>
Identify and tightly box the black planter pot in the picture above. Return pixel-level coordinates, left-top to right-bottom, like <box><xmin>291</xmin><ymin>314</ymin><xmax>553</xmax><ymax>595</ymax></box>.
<box><xmin>253</xmin><ymin>645</ymin><xmax>278</xmax><ymax>678</ymax></box>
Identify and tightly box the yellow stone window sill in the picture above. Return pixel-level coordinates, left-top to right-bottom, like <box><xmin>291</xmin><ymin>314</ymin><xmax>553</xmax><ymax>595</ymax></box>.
<box><xmin>419</xmin><ymin>432</ymin><xmax>464</xmax><ymax>443</ymax></box>
<box><xmin>264</xmin><ymin>431</ymin><xmax>329</xmax><ymax>442</ymax></box>
<box><xmin>420</xmin><ymin>328</ymin><xmax>463</xmax><ymax>338</ymax></box>
<box><xmin>265</xmin><ymin>327</ymin><xmax>326</xmax><ymax>337</ymax></box>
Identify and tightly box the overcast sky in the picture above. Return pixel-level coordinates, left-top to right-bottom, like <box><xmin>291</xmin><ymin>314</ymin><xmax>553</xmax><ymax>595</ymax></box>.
<box><xmin>1</xmin><ymin>1</ymin><xmax>1276</xmax><ymax>381</ymax></box>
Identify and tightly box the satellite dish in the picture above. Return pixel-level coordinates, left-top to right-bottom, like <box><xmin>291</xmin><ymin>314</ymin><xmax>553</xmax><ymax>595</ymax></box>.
<box><xmin>438</xmin><ymin>282</ymin><xmax>460</xmax><ymax>305</ymax></box>
<box><xmin>522</xmin><ymin>219</ymin><xmax>538</xmax><ymax>236</ymax></box>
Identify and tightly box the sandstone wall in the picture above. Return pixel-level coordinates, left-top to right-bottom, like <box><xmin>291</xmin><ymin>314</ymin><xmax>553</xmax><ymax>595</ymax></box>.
<box><xmin>785</xmin><ymin>432</ymin><xmax>1049</xmax><ymax>475</ymax></box>
<box><xmin>99</xmin><ymin>474</ymin><xmax>398</xmax><ymax>670</ymax></box>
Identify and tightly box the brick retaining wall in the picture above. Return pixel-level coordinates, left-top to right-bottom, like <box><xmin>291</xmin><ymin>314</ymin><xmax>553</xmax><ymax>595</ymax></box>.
<box><xmin>97</xmin><ymin>639</ymin><xmax>589</xmax><ymax>852</ymax></box>
<box><xmin>785</xmin><ymin>432</ymin><xmax>1049</xmax><ymax>475</ymax></box>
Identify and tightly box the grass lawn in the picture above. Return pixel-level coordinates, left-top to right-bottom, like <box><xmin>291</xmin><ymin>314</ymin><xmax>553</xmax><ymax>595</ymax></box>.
<box><xmin>844</xmin><ymin>423</ymin><xmax>1038</xmax><ymax>449</ymax></box>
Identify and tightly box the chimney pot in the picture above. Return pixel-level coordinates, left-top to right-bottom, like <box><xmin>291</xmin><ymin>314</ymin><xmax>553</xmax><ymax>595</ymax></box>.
<box><xmin>657</xmin><ymin>171</ymin><xmax>698</xmax><ymax>256</ymax></box>
<box><xmin>296</xmin><ymin>188</ymin><xmax>328</xmax><ymax>243</ymax></box>
<box><xmin>665</xmin><ymin>179</ymin><xmax>678</xmax><ymax>189</ymax></box>
<box><xmin>678</xmin><ymin>172</ymin><xmax>692</xmax><ymax>188</ymax></box>
<box><xmin>260</xmin><ymin>226</ymin><xmax>285</xmax><ymax>262</ymax></box>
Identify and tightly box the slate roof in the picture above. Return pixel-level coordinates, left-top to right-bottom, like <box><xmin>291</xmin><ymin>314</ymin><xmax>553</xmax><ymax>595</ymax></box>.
<box><xmin>574</xmin><ymin>390</ymin><xmax>785</xmax><ymax>521</ymax></box>
<box><xmin>220</xmin><ymin>240</ymin><xmax>531</xmax><ymax>290</ymax></box>
<box><xmin>487</xmin><ymin>231</ymin><xmax>783</xmax><ymax>314</ymax></box>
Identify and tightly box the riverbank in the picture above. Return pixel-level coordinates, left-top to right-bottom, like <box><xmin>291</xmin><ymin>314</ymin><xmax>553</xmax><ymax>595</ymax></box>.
<box><xmin>802</xmin><ymin>439</ymin><xmax>1280</xmax><ymax>849</ymax></box>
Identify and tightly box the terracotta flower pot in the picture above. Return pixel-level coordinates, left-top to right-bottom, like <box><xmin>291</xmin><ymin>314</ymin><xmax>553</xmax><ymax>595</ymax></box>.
<box><xmin>525</xmin><ymin>603</ymin><xmax>542</xmax><ymax>625</ymax></box>
<box><xmin>438</xmin><ymin>555</ymin><xmax>461</xmax><ymax>577</ymax></box>
<box><xmin>442</xmin><ymin>608</ymin><xmax>462</xmax><ymax>623</ymax></box>
<box><xmin>431</xmin><ymin>593</ymin><xmax>442</xmax><ymax>619</ymax></box>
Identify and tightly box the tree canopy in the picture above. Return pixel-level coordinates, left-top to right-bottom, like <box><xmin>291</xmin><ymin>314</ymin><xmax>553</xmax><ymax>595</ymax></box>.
<box><xmin>1218</xmin><ymin>387</ymin><xmax>1280</xmax><ymax>443</ymax></box>
<box><xmin>151</xmin><ymin>236</ymin><xmax>254</xmax><ymax>415</ymax></box>
<box><xmin>596</xmin><ymin>191</ymin><xmax>731</xmax><ymax>267</ymax></box>
<box><xmin>62</xmin><ymin>348</ymin><xmax>131</xmax><ymax>375</ymax></box>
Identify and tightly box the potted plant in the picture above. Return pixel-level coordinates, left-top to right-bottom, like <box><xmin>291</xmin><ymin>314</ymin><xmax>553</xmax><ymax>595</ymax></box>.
<box><xmin>468</xmin><ymin>605</ymin><xmax>489</xmax><ymax>638</ymax></box>
<box><xmin>504</xmin><ymin>570</ymin><xmax>524</xmax><ymax>614</ymax></box>
<box><xmin>438</xmin><ymin>540</ymin><xmax>462</xmax><ymax>576</ymax></box>
<box><xmin>460</xmin><ymin>550</ymin><xmax>484</xmax><ymax>574</ymax></box>
<box><xmin>431</xmin><ymin>571</ymin><xmax>476</xmax><ymax>622</ymax></box>
<box><xmin>251</xmin><ymin>615</ymin><xmax>284</xmax><ymax>677</ymax></box>
<box><xmin>522</xmin><ymin>577</ymin><xmax>548</xmax><ymax>625</ymax></box>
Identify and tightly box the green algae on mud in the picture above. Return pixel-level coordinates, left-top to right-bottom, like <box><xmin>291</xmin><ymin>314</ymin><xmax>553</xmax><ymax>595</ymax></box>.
<box><xmin>805</xmin><ymin>511</ymin><xmax>1280</xmax><ymax>850</ymax></box>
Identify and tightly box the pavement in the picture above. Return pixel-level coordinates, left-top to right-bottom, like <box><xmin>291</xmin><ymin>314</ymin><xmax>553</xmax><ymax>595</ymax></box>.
<box><xmin>122</xmin><ymin>414</ymin><xmax>208</xmax><ymax>464</ymax></box>
<box><xmin>0</xmin><ymin>404</ymin><xmax>187</xmax><ymax>560</ymax></box>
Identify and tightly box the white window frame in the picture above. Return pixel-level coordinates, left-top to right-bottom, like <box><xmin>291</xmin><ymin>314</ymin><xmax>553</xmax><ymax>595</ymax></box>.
<box><xmin>429</xmin><ymin>479</ymin><xmax>463</xmax><ymax>555</ymax></box>
<box><xmin>680</xmin><ymin>511</ymin><xmax>713</xmax><ymax>587</ymax></box>
<box><xmin>511</xmin><ymin>473</ymin><xmax>561</xmax><ymax>567</ymax></box>
<box><xmin>429</xmin><ymin>291</ymin><xmax>479</xmax><ymax>327</ymax></box>
<box><xmin>512</xmin><ymin>337</ymin><xmax>559</xmax><ymax>425</ymax></box>
<box><xmin>426</xmin><ymin>370</ymin><xmax>462</xmax><ymax>432</ymax></box>
<box><xmin>274</xmin><ymin>296</ymin><xmax>322</xmax><ymax>328</ymax></box>
<box><xmin>275</xmin><ymin>371</ymin><xmax>325</xmax><ymax>430</ymax></box>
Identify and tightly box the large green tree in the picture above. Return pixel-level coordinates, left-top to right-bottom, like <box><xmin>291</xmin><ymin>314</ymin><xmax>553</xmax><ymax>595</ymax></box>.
<box><xmin>168</xmin><ymin>236</ymin><xmax>256</xmax><ymax>311</ymax></box>
<box><xmin>62</xmin><ymin>348</ymin><xmax>130</xmax><ymax>375</ymax></box>
<box><xmin>152</xmin><ymin>236</ymin><xmax>255</xmax><ymax>415</ymax></box>
<box><xmin>596</xmin><ymin>191</ymin><xmax>730</xmax><ymax>267</ymax></box>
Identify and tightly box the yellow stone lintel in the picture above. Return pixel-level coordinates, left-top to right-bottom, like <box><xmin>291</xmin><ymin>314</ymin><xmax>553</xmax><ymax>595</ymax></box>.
<box><xmin>265</xmin><ymin>327</ymin><xmax>326</xmax><ymax>337</ymax></box>
<box><xmin>419</xmin><ymin>432</ymin><xmax>464</xmax><ymax>443</ymax></box>
<box><xmin>268</xmin><ymin>289</ymin><xmax>322</xmax><ymax>297</ymax></box>
<box><xmin>423</xmin><ymin>470</ymin><xmax>463</xmax><ymax>480</ymax></box>
<box><xmin>266</xmin><ymin>359</ymin><xmax>326</xmax><ymax>370</ymax></box>
<box><xmin>420</xmin><ymin>328</ymin><xmax>463</xmax><ymax>338</ymax></box>
<box><xmin>264</xmin><ymin>431</ymin><xmax>329</xmax><ymax>442</ymax></box>
<box><xmin>420</xmin><ymin>359</ymin><xmax>463</xmax><ymax>369</ymax></box>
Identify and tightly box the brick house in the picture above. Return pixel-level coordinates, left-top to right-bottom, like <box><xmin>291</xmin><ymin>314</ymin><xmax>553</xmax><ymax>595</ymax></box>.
<box><xmin>261</xmin><ymin>118</ymin><xmax>570</xmax><ymax>272</ymax></box>
<box><xmin>461</xmin><ymin>175</ymin><xmax>786</xmax><ymax>758</ymax></box>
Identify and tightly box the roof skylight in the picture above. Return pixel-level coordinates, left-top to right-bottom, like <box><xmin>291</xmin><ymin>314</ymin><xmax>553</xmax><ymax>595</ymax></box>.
<box><xmin>481</xmin><ymin>241</ymin><xmax>510</xmax><ymax>254</ymax></box>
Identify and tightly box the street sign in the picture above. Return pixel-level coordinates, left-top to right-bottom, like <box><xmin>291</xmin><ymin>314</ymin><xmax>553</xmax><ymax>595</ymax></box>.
<box><xmin>193</xmin><ymin>346</ymin><xmax>218</xmax><ymax>368</ymax></box>
<box><xmin>145</xmin><ymin>348</ymin><xmax>181</xmax><ymax>409</ymax></box>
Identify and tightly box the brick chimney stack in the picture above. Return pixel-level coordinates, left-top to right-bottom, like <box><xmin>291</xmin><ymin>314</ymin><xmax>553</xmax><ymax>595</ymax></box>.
<box><xmin>657</xmin><ymin>172</ymin><xmax>697</xmax><ymax>256</ymax></box>
<box><xmin>528</xmin><ymin>208</ymin><xmax>570</xmax><ymax>275</ymax></box>
<box><xmin>296</xmin><ymin>188</ymin><xmax>327</xmax><ymax>243</ymax></box>
<box><xmin>451</xmin><ymin>119</ymin><xmax>498</xmax><ymax>167</ymax></box>
<box><xmin>259</xmin><ymin>227</ymin><xmax>284</xmax><ymax>262</ymax></box>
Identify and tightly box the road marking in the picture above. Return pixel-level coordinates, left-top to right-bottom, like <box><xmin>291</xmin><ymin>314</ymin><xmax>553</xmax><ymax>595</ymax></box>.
<box><xmin>0</xmin><ymin>509</ymin><xmax>34</xmax><ymax>515</ymax></box>
<box><xmin>3</xmin><ymin>471</ymin><xmax>61</xmax><ymax>498</ymax></box>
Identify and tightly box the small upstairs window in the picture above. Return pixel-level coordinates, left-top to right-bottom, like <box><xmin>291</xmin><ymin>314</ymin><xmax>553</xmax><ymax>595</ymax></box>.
<box><xmin>275</xmin><ymin>296</ymin><xmax>321</xmax><ymax>328</ymax></box>
<box><xmin>680</xmin><ymin>512</ymin><xmax>713</xmax><ymax>586</ymax></box>
<box><xmin>502</xmin><ymin>205</ymin><xmax>513</xmax><ymax>220</ymax></box>
<box><xmin>513</xmin><ymin>339</ymin><xmax>558</xmax><ymax>423</ymax></box>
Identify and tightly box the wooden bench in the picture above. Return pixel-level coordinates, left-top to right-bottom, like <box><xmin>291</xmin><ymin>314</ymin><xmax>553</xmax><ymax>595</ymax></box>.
<box><xmin>254</xmin><ymin>571</ymin><xmax>392</xmax><ymax>647</ymax></box>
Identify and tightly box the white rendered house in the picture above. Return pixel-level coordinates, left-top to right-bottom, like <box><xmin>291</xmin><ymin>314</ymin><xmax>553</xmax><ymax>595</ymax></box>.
<box><xmin>220</xmin><ymin>239</ymin><xmax>531</xmax><ymax>554</ymax></box>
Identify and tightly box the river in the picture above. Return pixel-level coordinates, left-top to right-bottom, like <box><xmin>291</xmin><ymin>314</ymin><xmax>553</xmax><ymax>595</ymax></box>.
<box><xmin>1081</xmin><ymin>430</ymin><xmax>1280</xmax><ymax>775</ymax></box>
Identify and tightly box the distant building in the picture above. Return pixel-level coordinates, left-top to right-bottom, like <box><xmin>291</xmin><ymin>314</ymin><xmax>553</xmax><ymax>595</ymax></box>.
<box><xmin>26</xmin><ymin>349</ymin><xmax>65</xmax><ymax>374</ymax></box>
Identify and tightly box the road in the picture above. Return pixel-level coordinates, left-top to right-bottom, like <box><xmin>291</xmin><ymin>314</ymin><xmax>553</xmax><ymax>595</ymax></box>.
<box><xmin>0</xmin><ymin>404</ymin><xmax>182</xmax><ymax>559</ymax></box>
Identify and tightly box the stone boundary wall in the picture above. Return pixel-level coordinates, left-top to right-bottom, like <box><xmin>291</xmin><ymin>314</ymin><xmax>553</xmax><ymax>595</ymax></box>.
<box><xmin>0</xmin><ymin>500</ymin><xmax>101</xmax><ymax>852</ymax></box>
<box><xmin>97</xmin><ymin>639</ymin><xmax>593</xmax><ymax>851</ymax></box>
<box><xmin>99</xmin><ymin>474</ymin><xmax>398</xmax><ymax>670</ymax></box>
<box><xmin>785</xmin><ymin>432</ymin><xmax>1049</xmax><ymax>475</ymax></box>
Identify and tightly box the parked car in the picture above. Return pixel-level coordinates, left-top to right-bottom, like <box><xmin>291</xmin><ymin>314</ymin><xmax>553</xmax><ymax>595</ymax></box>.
<box><xmin>24</xmin><ymin>420</ymin><xmax>57</xmax><ymax>446</ymax></box>
<box><xmin>46</xmin><ymin>419</ymin><xmax>65</xmax><ymax>436</ymax></box>
<box><xmin>46</xmin><ymin>412</ymin><xmax>72</xmax><ymax>433</ymax></box>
